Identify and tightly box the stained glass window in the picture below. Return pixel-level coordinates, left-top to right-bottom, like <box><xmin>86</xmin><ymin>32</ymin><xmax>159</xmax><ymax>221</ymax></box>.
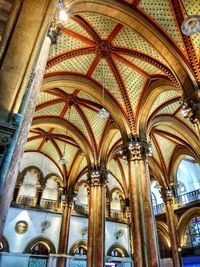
<box><xmin>184</xmin><ymin>217</ymin><xmax>200</xmax><ymax>247</ymax></box>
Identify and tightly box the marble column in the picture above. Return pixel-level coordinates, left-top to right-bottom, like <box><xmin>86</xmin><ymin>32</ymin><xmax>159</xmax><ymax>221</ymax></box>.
<box><xmin>162</xmin><ymin>187</ymin><xmax>182</xmax><ymax>267</ymax></box>
<box><xmin>127</xmin><ymin>137</ymin><xmax>160</xmax><ymax>267</ymax></box>
<box><xmin>57</xmin><ymin>194</ymin><xmax>73</xmax><ymax>267</ymax></box>
<box><xmin>0</xmin><ymin>19</ymin><xmax>62</xmax><ymax>239</ymax></box>
<box><xmin>87</xmin><ymin>169</ymin><xmax>107</xmax><ymax>267</ymax></box>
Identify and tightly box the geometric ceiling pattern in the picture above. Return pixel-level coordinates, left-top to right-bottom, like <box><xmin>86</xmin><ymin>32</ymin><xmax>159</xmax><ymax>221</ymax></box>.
<box><xmin>24</xmin><ymin>0</ymin><xmax>200</xmax><ymax>190</ymax></box>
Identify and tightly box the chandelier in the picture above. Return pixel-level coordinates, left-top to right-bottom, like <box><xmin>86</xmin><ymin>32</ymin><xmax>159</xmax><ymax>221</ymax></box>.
<box><xmin>181</xmin><ymin>2</ymin><xmax>200</xmax><ymax>36</ymax></box>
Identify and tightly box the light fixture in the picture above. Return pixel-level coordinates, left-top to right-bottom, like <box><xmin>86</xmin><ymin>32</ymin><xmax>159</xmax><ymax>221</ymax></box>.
<box><xmin>181</xmin><ymin>2</ymin><xmax>200</xmax><ymax>36</ymax></box>
<box><xmin>57</xmin><ymin>0</ymin><xmax>68</xmax><ymax>23</ymax></box>
<box><xmin>59</xmin><ymin>106</ymin><xmax>71</xmax><ymax>165</ymax></box>
<box><xmin>97</xmin><ymin>61</ymin><xmax>110</xmax><ymax>120</ymax></box>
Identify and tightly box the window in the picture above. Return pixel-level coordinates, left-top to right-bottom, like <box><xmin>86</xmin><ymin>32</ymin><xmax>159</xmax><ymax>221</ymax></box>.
<box><xmin>184</xmin><ymin>217</ymin><xmax>200</xmax><ymax>247</ymax></box>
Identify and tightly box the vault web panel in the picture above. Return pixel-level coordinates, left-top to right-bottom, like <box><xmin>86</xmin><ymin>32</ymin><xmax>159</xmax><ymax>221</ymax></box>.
<box><xmin>108</xmin><ymin>131</ymin><xmax>122</xmax><ymax>152</ymax></box>
<box><xmin>81</xmin><ymin>106</ymin><xmax>107</xmax><ymax>147</ymax></box>
<box><xmin>149</xmin><ymin>90</ymin><xmax>180</xmax><ymax>116</ymax></box>
<box><xmin>156</xmin><ymin>101</ymin><xmax>180</xmax><ymax>115</ymax></box>
<box><xmin>113</xmin><ymin>26</ymin><xmax>167</xmax><ymax>65</ymax></box>
<box><xmin>47</xmin><ymin>54</ymin><xmax>96</xmax><ymax>74</ymax></box>
<box><xmin>120</xmin><ymin>55</ymin><xmax>164</xmax><ymax>75</ymax></box>
<box><xmin>92</xmin><ymin>59</ymin><xmax>125</xmax><ymax>109</ymax></box>
<box><xmin>81</xmin><ymin>13</ymin><xmax>117</xmax><ymax>39</ymax></box>
<box><xmin>139</xmin><ymin>0</ymin><xmax>185</xmax><ymax>50</ymax></box>
<box><xmin>115</xmin><ymin>58</ymin><xmax>146</xmax><ymax>111</ymax></box>
<box><xmin>37</xmin><ymin>92</ymin><xmax>59</xmax><ymax>105</ymax></box>
<box><xmin>65</xmin><ymin>18</ymin><xmax>92</xmax><ymax>39</ymax></box>
<box><xmin>35</xmin><ymin>102</ymin><xmax>65</xmax><ymax>117</ymax></box>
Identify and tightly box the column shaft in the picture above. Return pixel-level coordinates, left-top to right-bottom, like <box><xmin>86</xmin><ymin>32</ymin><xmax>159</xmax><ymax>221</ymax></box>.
<box><xmin>87</xmin><ymin>182</ymin><xmax>105</xmax><ymax>267</ymax></box>
<box><xmin>57</xmin><ymin>204</ymin><xmax>72</xmax><ymax>267</ymax></box>
<box><xmin>129</xmin><ymin>159</ymin><xmax>144</xmax><ymax>267</ymax></box>
<box><xmin>165</xmin><ymin>200</ymin><xmax>182</xmax><ymax>267</ymax></box>
<box><xmin>140</xmin><ymin>160</ymin><xmax>159</xmax><ymax>267</ymax></box>
<box><xmin>0</xmin><ymin>35</ymin><xmax>52</xmax><ymax>239</ymax></box>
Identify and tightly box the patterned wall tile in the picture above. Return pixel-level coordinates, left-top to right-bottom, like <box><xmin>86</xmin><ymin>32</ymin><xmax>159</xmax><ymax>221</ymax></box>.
<box><xmin>139</xmin><ymin>0</ymin><xmax>185</xmax><ymax>50</ymax></box>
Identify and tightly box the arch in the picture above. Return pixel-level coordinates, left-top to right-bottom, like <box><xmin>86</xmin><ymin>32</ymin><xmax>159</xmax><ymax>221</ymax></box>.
<box><xmin>42</xmin><ymin>74</ymin><xmax>129</xmax><ymax>140</ymax></box>
<box><xmin>18</xmin><ymin>166</ymin><xmax>43</xmax><ymax>184</ymax></box>
<box><xmin>23</xmin><ymin>236</ymin><xmax>56</xmax><ymax>254</ymax></box>
<box><xmin>107</xmin><ymin>242</ymin><xmax>129</xmax><ymax>257</ymax></box>
<box><xmin>65</xmin><ymin>0</ymin><xmax>197</xmax><ymax>94</ymax></box>
<box><xmin>109</xmin><ymin>187</ymin><xmax>125</xmax><ymax>201</ymax></box>
<box><xmin>32</xmin><ymin>117</ymin><xmax>93</xmax><ymax>165</ymax></box>
<box><xmin>1</xmin><ymin>236</ymin><xmax>10</xmax><ymax>252</ymax></box>
<box><xmin>44</xmin><ymin>173</ymin><xmax>63</xmax><ymax>188</ymax></box>
<box><xmin>68</xmin><ymin>240</ymin><xmax>87</xmax><ymax>255</ymax></box>
<box><xmin>169</xmin><ymin>147</ymin><xmax>199</xmax><ymax>183</ymax></box>
<box><xmin>149</xmin><ymin>116</ymin><xmax>200</xmax><ymax>161</ymax></box>
<box><xmin>138</xmin><ymin>79</ymin><xmax>179</xmax><ymax>137</ymax></box>
<box><xmin>178</xmin><ymin>207</ymin><xmax>200</xmax><ymax>246</ymax></box>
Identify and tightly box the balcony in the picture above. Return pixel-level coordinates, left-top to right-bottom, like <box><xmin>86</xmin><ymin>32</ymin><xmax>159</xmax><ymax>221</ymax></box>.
<box><xmin>73</xmin><ymin>204</ymin><xmax>89</xmax><ymax>216</ymax></box>
<box><xmin>17</xmin><ymin>196</ymin><xmax>36</xmax><ymax>207</ymax></box>
<box><xmin>40</xmin><ymin>198</ymin><xmax>57</xmax><ymax>211</ymax></box>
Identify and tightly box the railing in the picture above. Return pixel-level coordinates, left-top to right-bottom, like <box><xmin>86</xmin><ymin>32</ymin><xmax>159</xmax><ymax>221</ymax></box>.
<box><xmin>40</xmin><ymin>198</ymin><xmax>57</xmax><ymax>210</ymax></box>
<box><xmin>153</xmin><ymin>203</ymin><xmax>164</xmax><ymax>215</ymax></box>
<box><xmin>74</xmin><ymin>204</ymin><xmax>89</xmax><ymax>215</ymax></box>
<box><xmin>17</xmin><ymin>196</ymin><xmax>36</xmax><ymax>207</ymax></box>
<box><xmin>177</xmin><ymin>189</ymin><xmax>200</xmax><ymax>205</ymax></box>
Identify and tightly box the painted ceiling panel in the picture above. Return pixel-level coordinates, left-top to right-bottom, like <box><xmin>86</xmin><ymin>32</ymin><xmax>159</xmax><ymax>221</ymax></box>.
<box><xmin>46</xmin><ymin>53</ymin><xmax>96</xmax><ymax>74</ymax></box>
<box><xmin>115</xmin><ymin>57</ymin><xmax>146</xmax><ymax>111</ymax></box>
<box><xmin>155</xmin><ymin>125</ymin><xmax>187</xmax><ymax>143</ymax></box>
<box><xmin>156</xmin><ymin>100</ymin><xmax>180</xmax><ymax>115</ymax></box>
<box><xmin>139</xmin><ymin>0</ymin><xmax>185</xmax><ymax>51</ymax></box>
<box><xmin>81</xmin><ymin>106</ymin><xmax>108</xmax><ymax>147</ymax></box>
<box><xmin>120</xmin><ymin>54</ymin><xmax>164</xmax><ymax>75</ymax></box>
<box><xmin>149</xmin><ymin>90</ymin><xmax>180</xmax><ymax>116</ymax></box>
<box><xmin>64</xmin><ymin>106</ymin><xmax>90</xmax><ymax>141</ymax></box>
<box><xmin>154</xmin><ymin>133</ymin><xmax>176</xmax><ymax>169</ymax></box>
<box><xmin>80</xmin><ymin>13</ymin><xmax>117</xmax><ymax>39</ymax></box>
<box><xmin>112</xmin><ymin>26</ymin><xmax>167</xmax><ymax>64</ymax></box>
<box><xmin>76</xmin><ymin>156</ymin><xmax>88</xmax><ymax>177</ymax></box>
<box><xmin>48</xmin><ymin>34</ymin><xmax>87</xmax><ymax>58</ymax></box>
<box><xmin>35</xmin><ymin>102</ymin><xmax>65</xmax><ymax>117</ymax></box>
<box><xmin>91</xmin><ymin>59</ymin><xmax>125</xmax><ymax>109</ymax></box>
<box><xmin>64</xmin><ymin>18</ymin><xmax>92</xmax><ymax>39</ymax></box>
<box><xmin>37</xmin><ymin>92</ymin><xmax>59</xmax><ymax>105</ymax></box>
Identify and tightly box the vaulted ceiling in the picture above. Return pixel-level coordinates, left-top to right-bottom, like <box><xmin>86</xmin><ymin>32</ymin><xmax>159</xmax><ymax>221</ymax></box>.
<box><xmin>24</xmin><ymin>0</ymin><xmax>200</xmax><ymax>190</ymax></box>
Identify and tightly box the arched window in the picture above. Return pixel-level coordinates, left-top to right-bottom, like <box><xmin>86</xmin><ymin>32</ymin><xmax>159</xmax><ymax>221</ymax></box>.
<box><xmin>74</xmin><ymin>245</ymin><xmax>87</xmax><ymax>256</ymax></box>
<box><xmin>111</xmin><ymin>248</ymin><xmax>124</xmax><ymax>257</ymax></box>
<box><xmin>184</xmin><ymin>217</ymin><xmax>200</xmax><ymax>248</ymax></box>
<box><xmin>177</xmin><ymin>156</ymin><xmax>200</xmax><ymax>194</ymax></box>
<box><xmin>151</xmin><ymin>192</ymin><xmax>157</xmax><ymax>206</ymax></box>
<box><xmin>30</xmin><ymin>242</ymin><xmax>50</xmax><ymax>255</ymax></box>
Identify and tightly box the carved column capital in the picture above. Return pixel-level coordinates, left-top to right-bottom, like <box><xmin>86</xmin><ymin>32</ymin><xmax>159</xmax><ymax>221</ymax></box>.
<box><xmin>161</xmin><ymin>186</ymin><xmax>174</xmax><ymax>204</ymax></box>
<box><xmin>88</xmin><ymin>167</ymin><xmax>109</xmax><ymax>187</ymax></box>
<box><xmin>181</xmin><ymin>92</ymin><xmax>200</xmax><ymax>124</ymax></box>
<box><xmin>121</xmin><ymin>136</ymin><xmax>152</xmax><ymax>161</ymax></box>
